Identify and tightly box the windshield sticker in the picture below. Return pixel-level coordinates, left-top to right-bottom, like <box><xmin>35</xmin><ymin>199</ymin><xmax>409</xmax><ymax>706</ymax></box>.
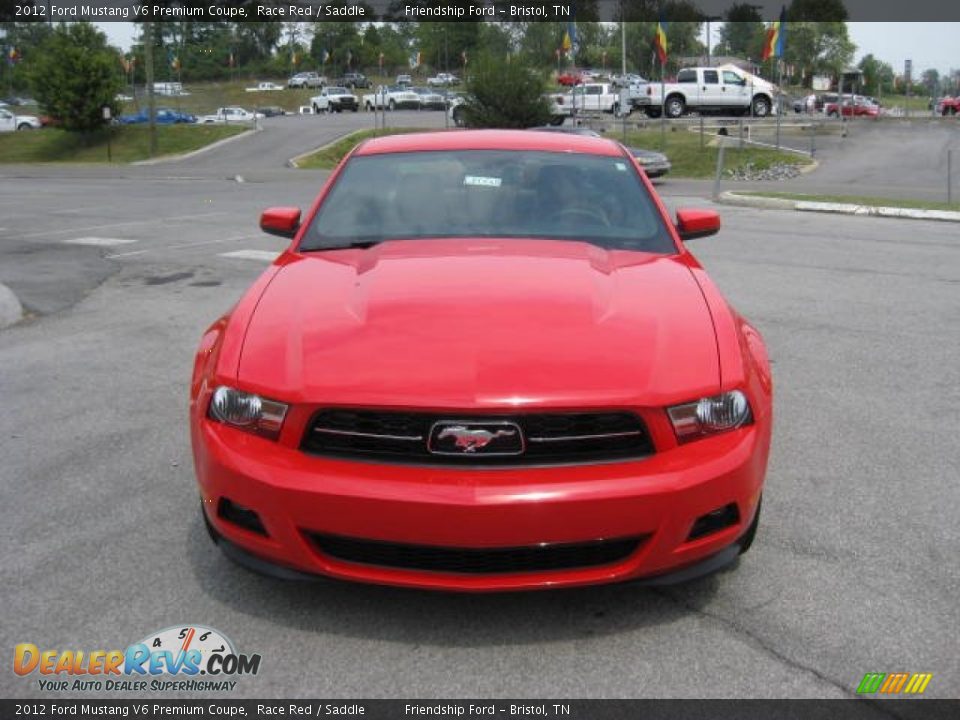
<box><xmin>464</xmin><ymin>175</ymin><xmax>502</xmax><ymax>188</ymax></box>
<box><xmin>615</xmin><ymin>162</ymin><xmax>628</xmax><ymax>171</ymax></box>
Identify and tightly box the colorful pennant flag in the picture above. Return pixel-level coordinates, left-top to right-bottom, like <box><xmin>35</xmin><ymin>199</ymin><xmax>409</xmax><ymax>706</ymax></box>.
<box><xmin>654</xmin><ymin>17</ymin><xmax>668</xmax><ymax>66</ymax></box>
<box><xmin>762</xmin><ymin>7</ymin><xmax>787</xmax><ymax>61</ymax></box>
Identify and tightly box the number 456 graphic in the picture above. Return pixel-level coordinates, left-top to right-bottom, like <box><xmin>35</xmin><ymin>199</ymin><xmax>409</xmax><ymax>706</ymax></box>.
<box><xmin>857</xmin><ymin>673</ymin><xmax>932</xmax><ymax>695</ymax></box>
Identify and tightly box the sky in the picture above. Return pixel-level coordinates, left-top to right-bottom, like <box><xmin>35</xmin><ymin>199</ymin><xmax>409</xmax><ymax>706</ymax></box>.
<box><xmin>98</xmin><ymin>22</ymin><xmax>960</xmax><ymax>76</ymax></box>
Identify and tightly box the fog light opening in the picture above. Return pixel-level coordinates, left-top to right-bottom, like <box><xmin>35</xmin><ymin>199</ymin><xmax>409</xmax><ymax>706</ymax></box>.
<box><xmin>688</xmin><ymin>503</ymin><xmax>740</xmax><ymax>541</ymax></box>
<box><xmin>217</xmin><ymin>498</ymin><xmax>268</xmax><ymax>537</ymax></box>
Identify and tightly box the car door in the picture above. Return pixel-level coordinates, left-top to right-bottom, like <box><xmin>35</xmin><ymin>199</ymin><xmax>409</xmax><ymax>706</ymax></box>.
<box><xmin>721</xmin><ymin>69</ymin><xmax>750</xmax><ymax>110</ymax></box>
<box><xmin>699</xmin><ymin>70</ymin><xmax>723</xmax><ymax>109</ymax></box>
<box><xmin>0</xmin><ymin>109</ymin><xmax>15</xmax><ymax>132</ymax></box>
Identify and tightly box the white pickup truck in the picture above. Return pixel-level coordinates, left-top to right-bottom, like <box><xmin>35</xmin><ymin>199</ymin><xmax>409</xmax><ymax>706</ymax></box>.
<box><xmin>362</xmin><ymin>85</ymin><xmax>421</xmax><ymax>111</ymax></box>
<box><xmin>627</xmin><ymin>65</ymin><xmax>776</xmax><ymax>118</ymax></box>
<box><xmin>198</xmin><ymin>107</ymin><xmax>264</xmax><ymax>124</ymax></box>
<box><xmin>549</xmin><ymin>83</ymin><xmax>626</xmax><ymax>118</ymax></box>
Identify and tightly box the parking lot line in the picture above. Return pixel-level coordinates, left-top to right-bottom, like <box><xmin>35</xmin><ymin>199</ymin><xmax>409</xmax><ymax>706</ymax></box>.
<box><xmin>63</xmin><ymin>237</ymin><xmax>138</xmax><ymax>246</ymax></box>
<box><xmin>16</xmin><ymin>211</ymin><xmax>230</xmax><ymax>239</ymax></box>
<box><xmin>219</xmin><ymin>250</ymin><xmax>280</xmax><ymax>262</ymax></box>
<box><xmin>103</xmin><ymin>234</ymin><xmax>262</xmax><ymax>259</ymax></box>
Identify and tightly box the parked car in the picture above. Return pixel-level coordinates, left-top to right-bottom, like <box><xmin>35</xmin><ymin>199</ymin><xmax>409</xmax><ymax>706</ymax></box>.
<box><xmin>410</xmin><ymin>86</ymin><xmax>447</xmax><ymax>110</ymax></box>
<box><xmin>153</xmin><ymin>82</ymin><xmax>189</xmax><ymax>97</ymax></box>
<box><xmin>311</xmin><ymin>87</ymin><xmax>359</xmax><ymax>113</ymax></box>
<box><xmin>611</xmin><ymin>73</ymin><xmax>646</xmax><ymax>88</ymax></box>
<box><xmin>628</xmin><ymin>65</ymin><xmax>776</xmax><ymax>118</ymax></box>
<box><xmin>336</xmin><ymin>72</ymin><xmax>370</xmax><ymax>90</ymax></box>
<box><xmin>362</xmin><ymin>85</ymin><xmax>421</xmax><ymax>111</ymax></box>
<box><xmin>935</xmin><ymin>96</ymin><xmax>959</xmax><ymax>115</ymax></box>
<box><xmin>118</xmin><ymin>107</ymin><xmax>197</xmax><ymax>125</ymax></box>
<box><xmin>288</xmin><ymin>72</ymin><xmax>325</xmax><ymax>89</ymax></box>
<box><xmin>396</xmin><ymin>74</ymin><xmax>413</xmax><ymax>86</ymax></box>
<box><xmin>245</xmin><ymin>82</ymin><xmax>284</xmax><ymax>93</ymax></box>
<box><xmin>529</xmin><ymin>126</ymin><xmax>671</xmax><ymax>178</ymax></box>
<box><xmin>198</xmin><ymin>107</ymin><xmax>263</xmax><ymax>124</ymax></box>
<box><xmin>426</xmin><ymin>72</ymin><xmax>460</xmax><ymax>87</ymax></box>
<box><xmin>255</xmin><ymin>106</ymin><xmax>288</xmax><ymax>117</ymax></box>
<box><xmin>557</xmin><ymin>71</ymin><xmax>586</xmax><ymax>87</ymax></box>
<box><xmin>0</xmin><ymin>107</ymin><xmax>41</xmax><ymax>131</ymax></box>
<box><xmin>193</xmin><ymin>129</ymin><xmax>771</xmax><ymax>591</ymax></box>
<box><xmin>825</xmin><ymin>95</ymin><xmax>879</xmax><ymax>118</ymax></box>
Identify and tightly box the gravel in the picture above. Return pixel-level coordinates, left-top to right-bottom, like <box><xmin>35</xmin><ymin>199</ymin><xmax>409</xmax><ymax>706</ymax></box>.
<box><xmin>725</xmin><ymin>161</ymin><xmax>803</xmax><ymax>181</ymax></box>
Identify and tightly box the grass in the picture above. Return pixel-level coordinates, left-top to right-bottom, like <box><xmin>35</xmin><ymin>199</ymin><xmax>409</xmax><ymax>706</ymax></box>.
<box><xmin>295</xmin><ymin>127</ymin><xmax>437</xmax><ymax>169</ymax></box>
<box><xmin>623</xmin><ymin>128</ymin><xmax>813</xmax><ymax>178</ymax></box>
<box><xmin>734</xmin><ymin>191</ymin><xmax>960</xmax><ymax>212</ymax></box>
<box><xmin>0</xmin><ymin>124</ymin><xmax>246</xmax><ymax>163</ymax></box>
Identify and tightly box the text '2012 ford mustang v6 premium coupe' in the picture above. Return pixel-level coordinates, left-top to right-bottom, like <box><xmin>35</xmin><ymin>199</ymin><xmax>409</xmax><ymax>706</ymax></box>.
<box><xmin>190</xmin><ymin>130</ymin><xmax>772</xmax><ymax>592</ymax></box>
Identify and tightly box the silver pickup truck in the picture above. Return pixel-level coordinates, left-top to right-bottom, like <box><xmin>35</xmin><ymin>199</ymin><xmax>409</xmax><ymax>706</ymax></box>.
<box><xmin>625</xmin><ymin>65</ymin><xmax>777</xmax><ymax>118</ymax></box>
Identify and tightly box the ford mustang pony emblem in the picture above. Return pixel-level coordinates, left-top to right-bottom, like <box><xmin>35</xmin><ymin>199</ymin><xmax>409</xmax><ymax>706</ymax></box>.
<box><xmin>429</xmin><ymin>421</ymin><xmax>525</xmax><ymax>455</ymax></box>
<box><xmin>438</xmin><ymin>426</ymin><xmax>515</xmax><ymax>452</ymax></box>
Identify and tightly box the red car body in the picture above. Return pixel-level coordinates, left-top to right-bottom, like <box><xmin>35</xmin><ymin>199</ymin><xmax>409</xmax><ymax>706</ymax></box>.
<box><xmin>557</xmin><ymin>72</ymin><xmax>585</xmax><ymax>87</ymax></box>
<box><xmin>190</xmin><ymin>130</ymin><xmax>772</xmax><ymax>592</ymax></box>
<box><xmin>825</xmin><ymin>98</ymin><xmax>879</xmax><ymax>118</ymax></box>
<box><xmin>936</xmin><ymin>97</ymin><xmax>959</xmax><ymax>115</ymax></box>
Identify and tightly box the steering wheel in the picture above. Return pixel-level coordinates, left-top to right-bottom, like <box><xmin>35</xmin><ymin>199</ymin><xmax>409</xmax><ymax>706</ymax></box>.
<box><xmin>557</xmin><ymin>206</ymin><xmax>610</xmax><ymax>227</ymax></box>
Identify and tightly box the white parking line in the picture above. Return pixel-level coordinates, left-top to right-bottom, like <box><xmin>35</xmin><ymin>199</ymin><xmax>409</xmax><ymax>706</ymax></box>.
<box><xmin>16</xmin><ymin>211</ymin><xmax>229</xmax><ymax>240</ymax></box>
<box><xmin>63</xmin><ymin>237</ymin><xmax>138</xmax><ymax>246</ymax></box>
<box><xmin>104</xmin><ymin>234</ymin><xmax>261</xmax><ymax>259</ymax></box>
<box><xmin>218</xmin><ymin>250</ymin><xmax>280</xmax><ymax>262</ymax></box>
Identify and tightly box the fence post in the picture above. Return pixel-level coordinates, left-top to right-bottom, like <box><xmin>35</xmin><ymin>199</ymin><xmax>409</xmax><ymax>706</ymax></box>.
<box><xmin>810</xmin><ymin>122</ymin><xmax>816</xmax><ymax>158</ymax></box>
<box><xmin>949</xmin><ymin>149</ymin><xmax>953</xmax><ymax>205</ymax></box>
<box><xmin>712</xmin><ymin>142</ymin><xmax>726</xmax><ymax>202</ymax></box>
<box><xmin>700</xmin><ymin>114</ymin><xmax>704</xmax><ymax>150</ymax></box>
<box><xmin>738</xmin><ymin>118</ymin><xmax>744</xmax><ymax>151</ymax></box>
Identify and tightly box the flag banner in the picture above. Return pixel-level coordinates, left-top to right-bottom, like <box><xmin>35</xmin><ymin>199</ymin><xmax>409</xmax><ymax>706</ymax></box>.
<box><xmin>654</xmin><ymin>18</ymin><xmax>668</xmax><ymax>65</ymax></box>
<box><xmin>762</xmin><ymin>6</ymin><xmax>787</xmax><ymax>60</ymax></box>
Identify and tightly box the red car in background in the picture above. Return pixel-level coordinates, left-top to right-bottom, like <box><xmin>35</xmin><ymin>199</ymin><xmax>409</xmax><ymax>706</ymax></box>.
<box><xmin>190</xmin><ymin>130</ymin><xmax>772</xmax><ymax>592</ymax></box>
<box><xmin>825</xmin><ymin>95</ymin><xmax>879</xmax><ymax>118</ymax></box>
<box><xmin>557</xmin><ymin>71</ymin><xmax>585</xmax><ymax>86</ymax></box>
<box><xmin>935</xmin><ymin>96</ymin><xmax>959</xmax><ymax>115</ymax></box>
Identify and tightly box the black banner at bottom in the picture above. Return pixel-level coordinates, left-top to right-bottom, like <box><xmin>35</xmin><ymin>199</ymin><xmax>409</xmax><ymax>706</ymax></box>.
<box><xmin>2</xmin><ymin>700</ymin><xmax>959</xmax><ymax>720</ymax></box>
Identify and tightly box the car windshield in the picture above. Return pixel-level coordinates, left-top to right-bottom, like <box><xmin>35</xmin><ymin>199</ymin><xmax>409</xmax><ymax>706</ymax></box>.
<box><xmin>328</xmin><ymin>87</ymin><xmax>348</xmax><ymax>94</ymax></box>
<box><xmin>301</xmin><ymin>149</ymin><xmax>676</xmax><ymax>254</ymax></box>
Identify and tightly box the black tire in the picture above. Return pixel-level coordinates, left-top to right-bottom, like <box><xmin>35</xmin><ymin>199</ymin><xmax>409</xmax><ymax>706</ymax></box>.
<box><xmin>664</xmin><ymin>95</ymin><xmax>685</xmax><ymax>119</ymax></box>
<box><xmin>645</xmin><ymin>108</ymin><xmax>662</xmax><ymax>119</ymax></box>
<box><xmin>739</xmin><ymin>496</ymin><xmax>762</xmax><ymax>555</ymax></box>
<box><xmin>17</xmin><ymin>123</ymin><xmax>32</xmax><ymax>131</ymax></box>
<box><xmin>388</xmin><ymin>99</ymin><xmax>396</xmax><ymax>111</ymax></box>
<box><xmin>611</xmin><ymin>101</ymin><xmax>620</xmax><ymax>117</ymax></box>
<box><xmin>549</xmin><ymin>115</ymin><xmax>565</xmax><ymax>127</ymax></box>
<box><xmin>351</xmin><ymin>106</ymin><xmax>358</xmax><ymax>113</ymax></box>
<box><xmin>312</xmin><ymin>104</ymin><xmax>320</xmax><ymax>114</ymax></box>
<box><xmin>452</xmin><ymin>106</ymin><xmax>465</xmax><ymax>127</ymax></box>
<box><xmin>828</xmin><ymin>110</ymin><xmax>838</xmax><ymax>118</ymax></box>
<box><xmin>752</xmin><ymin>95</ymin><xmax>771</xmax><ymax>117</ymax></box>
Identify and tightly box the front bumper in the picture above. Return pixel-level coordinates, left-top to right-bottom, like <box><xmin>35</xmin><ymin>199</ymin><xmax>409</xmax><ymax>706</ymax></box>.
<box><xmin>640</xmin><ymin>162</ymin><xmax>672</xmax><ymax>178</ymax></box>
<box><xmin>192</xmin><ymin>417</ymin><xmax>768</xmax><ymax>592</ymax></box>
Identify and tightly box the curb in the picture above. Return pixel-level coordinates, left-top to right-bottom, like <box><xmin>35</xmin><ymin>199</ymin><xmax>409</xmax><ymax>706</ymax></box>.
<box><xmin>0</xmin><ymin>282</ymin><xmax>23</xmax><ymax>330</ymax></box>
<box><xmin>132</xmin><ymin>127</ymin><xmax>258</xmax><ymax>166</ymax></box>
<box><xmin>287</xmin><ymin>129</ymin><xmax>367</xmax><ymax>168</ymax></box>
<box><xmin>718</xmin><ymin>191</ymin><xmax>960</xmax><ymax>223</ymax></box>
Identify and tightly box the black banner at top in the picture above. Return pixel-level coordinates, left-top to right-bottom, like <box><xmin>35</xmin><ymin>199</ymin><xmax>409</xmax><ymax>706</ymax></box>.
<box><xmin>4</xmin><ymin>0</ymin><xmax>960</xmax><ymax>22</ymax></box>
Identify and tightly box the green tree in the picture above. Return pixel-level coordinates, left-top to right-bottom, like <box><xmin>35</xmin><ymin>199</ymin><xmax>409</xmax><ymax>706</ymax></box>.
<box><xmin>26</xmin><ymin>23</ymin><xmax>123</xmax><ymax>132</ymax></box>
<box><xmin>461</xmin><ymin>54</ymin><xmax>552</xmax><ymax>128</ymax></box>
<box><xmin>717</xmin><ymin>4</ymin><xmax>765</xmax><ymax>60</ymax></box>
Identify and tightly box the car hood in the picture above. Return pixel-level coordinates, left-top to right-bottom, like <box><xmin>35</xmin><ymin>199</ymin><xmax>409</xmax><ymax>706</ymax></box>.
<box><xmin>237</xmin><ymin>239</ymin><xmax>720</xmax><ymax>408</ymax></box>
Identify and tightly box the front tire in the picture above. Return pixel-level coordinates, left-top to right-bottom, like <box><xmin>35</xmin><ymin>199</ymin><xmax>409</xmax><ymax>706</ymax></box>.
<box><xmin>313</xmin><ymin>104</ymin><xmax>320</xmax><ymax>115</ymax></box>
<box><xmin>665</xmin><ymin>95</ymin><xmax>685</xmax><ymax>119</ymax></box>
<box><xmin>452</xmin><ymin>106</ymin><xmax>465</xmax><ymax>127</ymax></box>
<box><xmin>752</xmin><ymin>95</ymin><xmax>771</xmax><ymax>117</ymax></box>
<box><xmin>17</xmin><ymin>123</ymin><xmax>33</xmax><ymax>131</ymax></box>
<box><xmin>388</xmin><ymin>99</ymin><xmax>396</xmax><ymax>111</ymax></box>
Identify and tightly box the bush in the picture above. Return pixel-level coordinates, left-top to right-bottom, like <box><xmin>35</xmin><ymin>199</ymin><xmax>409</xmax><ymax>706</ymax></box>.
<box><xmin>461</xmin><ymin>55</ymin><xmax>552</xmax><ymax>129</ymax></box>
<box><xmin>26</xmin><ymin>23</ymin><xmax>123</xmax><ymax>133</ymax></box>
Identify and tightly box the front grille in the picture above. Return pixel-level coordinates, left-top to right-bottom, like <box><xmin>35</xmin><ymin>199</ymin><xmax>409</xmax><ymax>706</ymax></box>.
<box><xmin>301</xmin><ymin>409</ymin><xmax>654</xmax><ymax>465</ymax></box>
<box><xmin>309</xmin><ymin>533</ymin><xmax>645</xmax><ymax>575</ymax></box>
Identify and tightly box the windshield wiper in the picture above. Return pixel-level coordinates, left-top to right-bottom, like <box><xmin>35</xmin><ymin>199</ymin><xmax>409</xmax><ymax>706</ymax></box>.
<box><xmin>300</xmin><ymin>239</ymin><xmax>382</xmax><ymax>252</ymax></box>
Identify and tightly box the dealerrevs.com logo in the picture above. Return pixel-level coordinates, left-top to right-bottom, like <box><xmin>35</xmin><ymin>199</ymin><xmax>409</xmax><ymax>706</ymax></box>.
<box><xmin>14</xmin><ymin>625</ymin><xmax>261</xmax><ymax>692</ymax></box>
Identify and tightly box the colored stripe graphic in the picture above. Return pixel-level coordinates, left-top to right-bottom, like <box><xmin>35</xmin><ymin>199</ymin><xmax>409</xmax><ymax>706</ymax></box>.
<box><xmin>857</xmin><ymin>672</ymin><xmax>932</xmax><ymax>694</ymax></box>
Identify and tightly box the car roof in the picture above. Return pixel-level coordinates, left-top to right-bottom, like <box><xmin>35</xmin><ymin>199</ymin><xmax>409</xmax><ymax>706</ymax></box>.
<box><xmin>355</xmin><ymin>129</ymin><xmax>624</xmax><ymax>156</ymax></box>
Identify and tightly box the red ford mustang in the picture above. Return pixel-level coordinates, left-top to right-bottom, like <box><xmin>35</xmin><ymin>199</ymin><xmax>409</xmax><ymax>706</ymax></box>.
<box><xmin>190</xmin><ymin>130</ymin><xmax>772</xmax><ymax>591</ymax></box>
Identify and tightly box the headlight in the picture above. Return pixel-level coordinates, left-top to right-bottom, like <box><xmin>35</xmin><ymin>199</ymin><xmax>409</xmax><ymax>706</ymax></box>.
<box><xmin>667</xmin><ymin>390</ymin><xmax>752</xmax><ymax>443</ymax></box>
<box><xmin>208</xmin><ymin>386</ymin><xmax>288</xmax><ymax>440</ymax></box>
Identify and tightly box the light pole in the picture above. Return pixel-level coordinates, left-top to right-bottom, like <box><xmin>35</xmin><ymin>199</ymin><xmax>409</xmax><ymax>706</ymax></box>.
<box><xmin>704</xmin><ymin>16</ymin><xmax>721</xmax><ymax>66</ymax></box>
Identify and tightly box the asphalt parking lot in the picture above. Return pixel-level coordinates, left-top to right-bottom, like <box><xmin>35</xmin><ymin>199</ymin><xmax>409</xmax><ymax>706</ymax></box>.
<box><xmin>1</xmin><ymin>112</ymin><xmax>958</xmax><ymax>699</ymax></box>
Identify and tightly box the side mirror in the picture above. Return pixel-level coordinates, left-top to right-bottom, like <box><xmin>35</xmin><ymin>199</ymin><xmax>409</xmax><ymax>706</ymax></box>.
<box><xmin>676</xmin><ymin>208</ymin><xmax>720</xmax><ymax>240</ymax></box>
<box><xmin>260</xmin><ymin>207</ymin><xmax>301</xmax><ymax>239</ymax></box>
